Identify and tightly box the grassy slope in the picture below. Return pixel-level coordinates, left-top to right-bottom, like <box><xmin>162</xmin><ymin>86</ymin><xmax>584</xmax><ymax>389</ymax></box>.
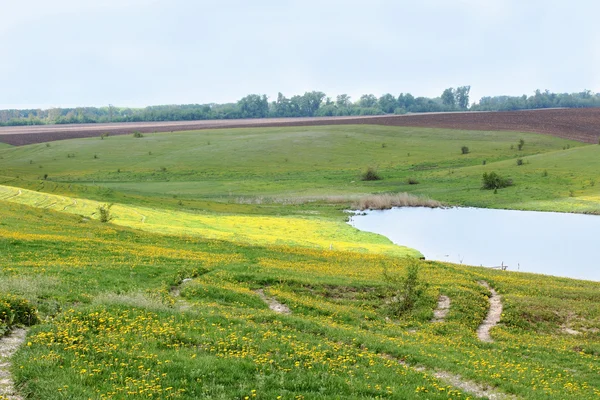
<box><xmin>0</xmin><ymin>125</ymin><xmax>599</xmax><ymax>399</ymax></box>
<box><xmin>1</xmin><ymin>202</ymin><xmax>599</xmax><ymax>399</ymax></box>
<box><xmin>0</xmin><ymin>184</ymin><xmax>417</xmax><ymax>257</ymax></box>
<box><xmin>1</xmin><ymin>125</ymin><xmax>597</xmax><ymax>213</ymax></box>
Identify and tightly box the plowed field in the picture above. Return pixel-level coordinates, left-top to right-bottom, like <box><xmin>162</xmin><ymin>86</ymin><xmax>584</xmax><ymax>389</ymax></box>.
<box><xmin>1</xmin><ymin>108</ymin><xmax>599</xmax><ymax>145</ymax></box>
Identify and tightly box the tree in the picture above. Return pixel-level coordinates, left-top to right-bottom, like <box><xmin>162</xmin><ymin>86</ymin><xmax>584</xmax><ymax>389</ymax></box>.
<box><xmin>455</xmin><ymin>86</ymin><xmax>471</xmax><ymax>109</ymax></box>
<box><xmin>298</xmin><ymin>91</ymin><xmax>325</xmax><ymax>116</ymax></box>
<box><xmin>441</xmin><ymin>88</ymin><xmax>456</xmax><ymax>108</ymax></box>
<box><xmin>273</xmin><ymin>92</ymin><xmax>291</xmax><ymax>117</ymax></box>
<box><xmin>378</xmin><ymin>93</ymin><xmax>398</xmax><ymax>113</ymax></box>
<box><xmin>237</xmin><ymin>94</ymin><xmax>269</xmax><ymax>118</ymax></box>
<box><xmin>336</xmin><ymin>94</ymin><xmax>351</xmax><ymax>107</ymax></box>
<box><xmin>359</xmin><ymin>94</ymin><xmax>378</xmax><ymax>108</ymax></box>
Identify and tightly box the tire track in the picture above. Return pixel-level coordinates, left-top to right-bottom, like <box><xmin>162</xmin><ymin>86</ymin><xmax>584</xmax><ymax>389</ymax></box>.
<box><xmin>477</xmin><ymin>281</ymin><xmax>503</xmax><ymax>343</ymax></box>
<box><xmin>383</xmin><ymin>353</ymin><xmax>517</xmax><ymax>399</ymax></box>
<box><xmin>0</xmin><ymin>329</ymin><xmax>26</xmax><ymax>400</ymax></box>
<box><xmin>431</xmin><ymin>295</ymin><xmax>450</xmax><ymax>323</ymax></box>
<box><xmin>255</xmin><ymin>289</ymin><xmax>291</xmax><ymax>314</ymax></box>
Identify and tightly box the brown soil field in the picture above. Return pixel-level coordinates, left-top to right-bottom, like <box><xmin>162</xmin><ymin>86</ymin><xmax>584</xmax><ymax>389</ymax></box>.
<box><xmin>1</xmin><ymin>108</ymin><xmax>599</xmax><ymax>146</ymax></box>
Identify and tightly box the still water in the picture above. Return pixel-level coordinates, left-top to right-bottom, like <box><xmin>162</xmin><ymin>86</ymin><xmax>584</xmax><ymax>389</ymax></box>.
<box><xmin>349</xmin><ymin>207</ymin><xmax>600</xmax><ymax>282</ymax></box>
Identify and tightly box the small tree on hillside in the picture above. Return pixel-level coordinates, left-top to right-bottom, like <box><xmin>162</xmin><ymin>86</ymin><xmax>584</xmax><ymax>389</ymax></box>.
<box><xmin>98</xmin><ymin>204</ymin><xmax>113</xmax><ymax>223</ymax></box>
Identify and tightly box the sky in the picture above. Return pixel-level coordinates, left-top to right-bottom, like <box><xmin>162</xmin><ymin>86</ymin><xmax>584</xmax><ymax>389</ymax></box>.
<box><xmin>1</xmin><ymin>0</ymin><xmax>599</xmax><ymax>109</ymax></box>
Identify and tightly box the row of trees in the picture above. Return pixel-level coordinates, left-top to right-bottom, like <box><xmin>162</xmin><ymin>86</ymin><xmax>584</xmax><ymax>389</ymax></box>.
<box><xmin>471</xmin><ymin>90</ymin><xmax>600</xmax><ymax>111</ymax></box>
<box><xmin>2</xmin><ymin>87</ymin><xmax>599</xmax><ymax>126</ymax></box>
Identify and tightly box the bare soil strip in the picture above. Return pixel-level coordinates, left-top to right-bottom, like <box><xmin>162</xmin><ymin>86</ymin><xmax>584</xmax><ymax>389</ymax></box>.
<box><xmin>1</xmin><ymin>108</ymin><xmax>599</xmax><ymax>145</ymax></box>
<box><xmin>255</xmin><ymin>289</ymin><xmax>291</xmax><ymax>314</ymax></box>
<box><xmin>383</xmin><ymin>354</ymin><xmax>517</xmax><ymax>399</ymax></box>
<box><xmin>477</xmin><ymin>281</ymin><xmax>503</xmax><ymax>343</ymax></box>
<box><xmin>0</xmin><ymin>329</ymin><xmax>26</xmax><ymax>400</ymax></box>
<box><xmin>132</xmin><ymin>209</ymin><xmax>147</xmax><ymax>223</ymax></box>
<box><xmin>431</xmin><ymin>295</ymin><xmax>451</xmax><ymax>323</ymax></box>
<box><xmin>62</xmin><ymin>199</ymin><xmax>77</xmax><ymax>211</ymax></box>
<box><xmin>169</xmin><ymin>279</ymin><xmax>193</xmax><ymax>312</ymax></box>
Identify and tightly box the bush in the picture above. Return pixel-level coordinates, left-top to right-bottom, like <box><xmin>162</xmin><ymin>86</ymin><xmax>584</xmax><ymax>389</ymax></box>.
<box><xmin>482</xmin><ymin>172</ymin><xmax>513</xmax><ymax>190</ymax></box>
<box><xmin>518</xmin><ymin>139</ymin><xmax>525</xmax><ymax>151</ymax></box>
<box><xmin>461</xmin><ymin>146</ymin><xmax>469</xmax><ymax>154</ymax></box>
<box><xmin>361</xmin><ymin>167</ymin><xmax>382</xmax><ymax>181</ymax></box>
<box><xmin>98</xmin><ymin>204</ymin><xmax>113</xmax><ymax>223</ymax></box>
<box><xmin>133</xmin><ymin>131</ymin><xmax>144</xmax><ymax>138</ymax></box>
<box><xmin>516</xmin><ymin>158</ymin><xmax>524</xmax><ymax>166</ymax></box>
<box><xmin>385</xmin><ymin>263</ymin><xmax>428</xmax><ymax>316</ymax></box>
<box><xmin>407</xmin><ymin>178</ymin><xmax>419</xmax><ymax>185</ymax></box>
<box><xmin>0</xmin><ymin>293</ymin><xmax>38</xmax><ymax>331</ymax></box>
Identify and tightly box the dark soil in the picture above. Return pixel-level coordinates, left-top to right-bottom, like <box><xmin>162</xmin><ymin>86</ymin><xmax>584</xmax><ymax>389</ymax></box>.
<box><xmin>1</xmin><ymin>108</ymin><xmax>599</xmax><ymax>146</ymax></box>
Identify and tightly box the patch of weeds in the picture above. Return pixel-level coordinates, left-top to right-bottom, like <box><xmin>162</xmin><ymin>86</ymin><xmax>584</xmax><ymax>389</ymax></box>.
<box><xmin>482</xmin><ymin>172</ymin><xmax>513</xmax><ymax>190</ymax></box>
<box><xmin>361</xmin><ymin>167</ymin><xmax>382</xmax><ymax>181</ymax></box>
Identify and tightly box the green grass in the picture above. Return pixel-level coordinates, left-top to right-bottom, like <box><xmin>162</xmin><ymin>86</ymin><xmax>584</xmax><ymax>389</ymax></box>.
<box><xmin>0</xmin><ymin>125</ymin><xmax>595</xmax><ymax>213</ymax></box>
<box><xmin>0</xmin><ymin>125</ymin><xmax>599</xmax><ymax>399</ymax></box>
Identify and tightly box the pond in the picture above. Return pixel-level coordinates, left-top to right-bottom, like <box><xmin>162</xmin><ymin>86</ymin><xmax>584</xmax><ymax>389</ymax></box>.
<box><xmin>349</xmin><ymin>207</ymin><xmax>600</xmax><ymax>282</ymax></box>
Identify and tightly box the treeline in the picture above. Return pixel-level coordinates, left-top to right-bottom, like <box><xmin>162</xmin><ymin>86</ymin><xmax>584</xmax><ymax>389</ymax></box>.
<box><xmin>471</xmin><ymin>89</ymin><xmax>600</xmax><ymax>111</ymax></box>
<box><xmin>1</xmin><ymin>87</ymin><xmax>599</xmax><ymax>126</ymax></box>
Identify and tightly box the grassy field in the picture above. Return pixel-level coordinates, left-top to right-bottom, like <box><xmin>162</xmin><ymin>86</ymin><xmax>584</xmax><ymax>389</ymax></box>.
<box><xmin>1</xmin><ymin>125</ymin><xmax>599</xmax><ymax>399</ymax></box>
<box><xmin>1</xmin><ymin>125</ymin><xmax>597</xmax><ymax>214</ymax></box>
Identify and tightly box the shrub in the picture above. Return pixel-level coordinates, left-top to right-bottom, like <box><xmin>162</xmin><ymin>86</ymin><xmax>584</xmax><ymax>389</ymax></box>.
<box><xmin>385</xmin><ymin>263</ymin><xmax>428</xmax><ymax>316</ymax></box>
<box><xmin>482</xmin><ymin>172</ymin><xmax>513</xmax><ymax>190</ymax></box>
<box><xmin>100</xmin><ymin>132</ymin><xmax>110</xmax><ymax>140</ymax></box>
<box><xmin>518</xmin><ymin>139</ymin><xmax>525</xmax><ymax>151</ymax></box>
<box><xmin>516</xmin><ymin>158</ymin><xmax>524</xmax><ymax>166</ymax></box>
<box><xmin>0</xmin><ymin>293</ymin><xmax>38</xmax><ymax>331</ymax></box>
<box><xmin>542</xmin><ymin>170</ymin><xmax>548</xmax><ymax>177</ymax></box>
<box><xmin>461</xmin><ymin>146</ymin><xmax>469</xmax><ymax>154</ymax></box>
<box><xmin>133</xmin><ymin>131</ymin><xmax>144</xmax><ymax>138</ymax></box>
<box><xmin>407</xmin><ymin>178</ymin><xmax>419</xmax><ymax>185</ymax></box>
<box><xmin>361</xmin><ymin>167</ymin><xmax>382</xmax><ymax>181</ymax></box>
<box><xmin>98</xmin><ymin>204</ymin><xmax>113</xmax><ymax>223</ymax></box>
<box><xmin>482</xmin><ymin>160</ymin><xmax>486</xmax><ymax>165</ymax></box>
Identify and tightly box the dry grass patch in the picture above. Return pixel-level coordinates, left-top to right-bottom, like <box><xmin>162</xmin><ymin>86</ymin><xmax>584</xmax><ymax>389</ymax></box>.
<box><xmin>353</xmin><ymin>193</ymin><xmax>442</xmax><ymax>210</ymax></box>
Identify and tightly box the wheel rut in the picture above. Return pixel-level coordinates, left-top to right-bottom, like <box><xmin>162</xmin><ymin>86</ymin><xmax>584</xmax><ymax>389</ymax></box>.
<box><xmin>431</xmin><ymin>295</ymin><xmax>450</xmax><ymax>323</ymax></box>
<box><xmin>255</xmin><ymin>289</ymin><xmax>291</xmax><ymax>314</ymax></box>
<box><xmin>0</xmin><ymin>328</ymin><xmax>26</xmax><ymax>400</ymax></box>
<box><xmin>383</xmin><ymin>353</ymin><xmax>517</xmax><ymax>399</ymax></box>
<box><xmin>477</xmin><ymin>281</ymin><xmax>503</xmax><ymax>342</ymax></box>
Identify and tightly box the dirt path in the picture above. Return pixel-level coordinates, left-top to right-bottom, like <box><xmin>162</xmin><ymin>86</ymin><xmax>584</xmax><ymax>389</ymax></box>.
<box><xmin>132</xmin><ymin>209</ymin><xmax>147</xmax><ymax>223</ymax></box>
<box><xmin>255</xmin><ymin>289</ymin><xmax>291</xmax><ymax>314</ymax></box>
<box><xmin>62</xmin><ymin>199</ymin><xmax>77</xmax><ymax>211</ymax></box>
<box><xmin>431</xmin><ymin>295</ymin><xmax>451</xmax><ymax>323</ymax></box>
<box><xmin>0</xmin><ymin>329</ymin><xmax>26</xmax><ymax>400</ymax></box>
<box><xmin>383</xmin><ymin>354</ymin><xmax>516</xmax><ymax>399</ymax></box>
<box><xmin>1</xmin><ymin>190</ymin><xmax>21</xmax><ymax>201</ymax></box>
<box><xmin>169</xmin><ymin>279</ymin><xmax>193</xmax><ymax>312</ymax></box>
<box><xmin>477</xmin><ymin>281</ymin><xmax>503</xmax><ymax>342</ymax></box>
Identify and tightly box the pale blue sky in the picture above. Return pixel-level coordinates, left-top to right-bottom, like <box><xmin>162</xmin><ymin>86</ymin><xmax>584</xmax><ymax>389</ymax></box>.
<box><xmin>1</xmin><ymin>0</ymin><xmax>598</xmax><ymax>109</ymax></box>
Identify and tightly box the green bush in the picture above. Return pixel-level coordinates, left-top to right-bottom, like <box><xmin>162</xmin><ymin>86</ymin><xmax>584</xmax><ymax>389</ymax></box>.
<box><xmin>0</xmin><ymin>293</ymin><xmax>38</xmax><ymax>332</ymax></box>
<box><xmin>385</xmin><ymin>263</ymin><xmax>428</xmax><ymax>316</ymax></box>
<box><xmin>461</xmin><ymin>146</ymin><xmax>469</xmax><ymax>154</ymax></box>
<box><xmin>361</xmin><ymin>167</ymin><xmax>382</xmax><ymax>181</ymax></box>
<box><xmin>133</xmin><ymin>131</ymin><xmax>144</xmax><ymax>138</ymax></box>
<box><xmin>98</xmin><ymin>204</ymin><xmax>113</xmax><ymax>223</ymax></box>
<box><xmin>482</xmin><ymin>172</ymin><xmax>513</xmax><ymax>190</ymax></box>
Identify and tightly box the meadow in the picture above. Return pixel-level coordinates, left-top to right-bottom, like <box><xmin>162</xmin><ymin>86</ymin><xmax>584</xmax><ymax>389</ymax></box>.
<box><xmin>0</xmin><ymin>124</ymin><xmax>599</xmax><ymax>399</ymax></box>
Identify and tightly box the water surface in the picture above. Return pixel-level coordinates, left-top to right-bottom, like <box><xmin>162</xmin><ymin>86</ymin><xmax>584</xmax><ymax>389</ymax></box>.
<box><xmin>349</xmin><ymin>207</ymin><xmax>600</xmax><ymax>282</ymax></box>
